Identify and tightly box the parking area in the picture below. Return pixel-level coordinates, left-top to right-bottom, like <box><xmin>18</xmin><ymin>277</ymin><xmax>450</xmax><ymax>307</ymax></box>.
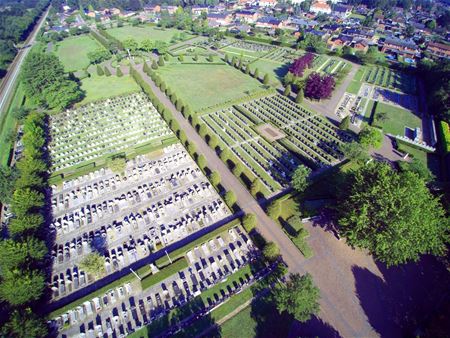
<box><xmin>53</xmin><ymin>225</ymin><xmax>259</xmax><ymax>338</ymax></box>
<box><xmin>49</xmin><ymin>144</ymin><xmax>231</xmax><ymax>300</ymax></box>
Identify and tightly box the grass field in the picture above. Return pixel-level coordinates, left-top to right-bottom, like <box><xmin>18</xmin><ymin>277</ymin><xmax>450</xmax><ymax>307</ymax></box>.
<box><xmin>249</xmin><ymin>59</ymin><xmax>289</xmax><ymax>86</ymax></box>
<box><xmin>373</xmin><ymin>102</ymin><xmax>421</xmax><ymax>136</ymax></box>
<box><xmin>107</xmin><ymin>25</ymin><xmax>193</xmax><ymax>44</ymax></box>
<box><xmin>78</xmin><ymin>74</ymin><xmax>140</xmax><ymax>105</ymax></box>
<box><xmin>220</xmin><ymin>306</ymin><xmax>256</xmax><ymax>338</ymax></box>
<box><xmin>156</xmin><ymin>63</ymin><xmax>265</xmax><ymax>111</ymax></box>
<box><xmin>55</xmin><ymin>35</ymin><xmax>103</xmax><ymax>72</ymax></box>
<box><xmin>346</xmin><ymin>80</ymin><xmax>362</xmax><ymax>94</ymax></box>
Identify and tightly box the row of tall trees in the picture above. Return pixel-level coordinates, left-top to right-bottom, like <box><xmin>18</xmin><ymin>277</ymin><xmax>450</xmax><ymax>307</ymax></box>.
<box><xmin>21</xmin><ymin>52</ymin><xmax>84</xmax><ymax>110</ymax></box>
<box><xmin>0</xmin><ymin>112</ymin><xmax>49</xmax><ymax>337</ymax></box>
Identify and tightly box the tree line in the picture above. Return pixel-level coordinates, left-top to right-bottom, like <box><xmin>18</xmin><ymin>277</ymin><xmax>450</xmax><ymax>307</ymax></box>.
<box><xmin>0</xmin><ymin>112</ymin><xmax>50</xmax><ymax>337</ymax></box>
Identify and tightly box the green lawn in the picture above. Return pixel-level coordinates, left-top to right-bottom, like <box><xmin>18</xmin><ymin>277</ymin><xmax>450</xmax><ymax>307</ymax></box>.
<box><xmin>78</xmin><ymin>74</ymin><xmax>140</xmax><ymax>105</ymax></box>
<box><xmin>107</xmin><ymin>25</ymin><xmax>194</xmax><ymax>44</ymax></box>
<box><xmin>249</xmin><ymin>59</ymin><xmax>290</xmax><ymax>87</ymax></box>
<box><xmin>220</xmin><ymin>306</ymin><xmax>256</xmax><ymax>338</ymax></box>
<box><xmin>373</xmin><ymin>102</ymin><xmax>421</xmax><ymax>136</ymax></box>
<box><xmin>55</xmin><ymin>35</ymin><xmax>103</xmax><ymax>72</ymax></box>
<box><xmin>222</xmin><ymin>45</ymin><xmax>266</xmax><ymax>59</ymax></box>
<box><xmin>156</xmin><ymin>63</ymin><xmax>265</xmax><ymax>111</ymax></box>
<box><xmin>346</xmin><ymin>80</ymin><xmax>362</xmax><ymax>95</ymax></box>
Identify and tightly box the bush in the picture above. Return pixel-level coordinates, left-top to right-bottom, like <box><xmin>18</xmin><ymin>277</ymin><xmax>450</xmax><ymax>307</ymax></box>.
<box><xmin>242</xmin><ymin>213</ymin><xmax>257</xmax><ymax>233</ymax></box>
<box><xmin>439</xmin><ymin>121</ymin><xmax>450</xmax><ymax>153</ymax></box>
<box><xmin>224</xmin><ymin>190</ymin><xmax>237</xmax><ymax>208</ymax></box>
<box><xmin>104</xmin><ymin>66</ymin><xmax>111</xmax><ymax>77</ymax></box>
<box><xmin>97</xmin><ymin>64</ymin><xmax>104</xmax><ymax>76</ymax></box>
<box><xmin>263</xmin><ymin>242</ymin><xmax>280</xmax><ymax>262</ymax></box>
<box><xmin>116</xmin><ymin>67</ymin><xmax>123</xmax><ymax>77</ymax></box>
<box><xmin>267</xmin><ymin>200</ymin><xmax>281</xmax><ymax>220</ymax></box>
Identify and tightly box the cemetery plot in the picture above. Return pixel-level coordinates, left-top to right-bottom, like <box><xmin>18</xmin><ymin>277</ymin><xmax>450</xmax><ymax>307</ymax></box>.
<box><xmin>49</xmin><ymin>144</ymin><xmax>231</xmax><ymax>300</ymax></box>
<box><xmin>202</xmin><ymin>108</ymin><xmax>300</xmax><ymax>192</ymax></box>
<box><xmin>320</xmin><ymin>58</ymin><xmax>348</xmax><ymax>75</ymax></box>
<box><xmin>262</xmin><ymin>48</ymin><xmax>302</xmax><ymax>63</ymax></box>
<box><xmin>238</xmin><ymin>95</ymin><xmax>351</xmax><ymax>168</ymax></box>
<box><xmin>361</xmin><ymin>66</ymin><xmax>416</xmax><ymax>94</ymax></box>
<box><xmin>372</xmin><ymin>87</ymin><xmax>418</xmax><ymax>112</ymax></box>
<box><xmin>155</xmin><ymin>63</ymin><xmax>265</xmax><ymax>112</ymax></box>
<box><xmin>53</xmin><ymin>224</ymin><xmax>258</xmax><ymax>337</ymax></box>
<box><xmin>106</xmin><ymin>25</ymin><xmax>194</xmax><ymax>44</ymax></box>
<box><xmin>222</xmin><ymin>40</ymin><xmax>274</xmax><ymax>58</ymax></box>
<box><xmin>312</xmin><ymin>54</ymin><xmax>329</xmax><ymax>71</ymax></box>
<box><xmin>49</xmin><ymin>93</ymin><xmax>173</xmax><ymax>173</ymax></box>
<box><xmin>55</xmin><ymin>35</ymin><xmax>104</xmax><ymax>72</ymax></box>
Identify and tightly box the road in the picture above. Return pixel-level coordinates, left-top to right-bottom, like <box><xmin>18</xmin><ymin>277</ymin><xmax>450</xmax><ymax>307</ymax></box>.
<box><xmin>133</xmin><ymin>62</ymin><xmax>380</xmax><ymax>338</ymax></box>
<box><xmin>0</xmin><ymin>7</ymin><xmax>49</xmax><ymax>117</ymax></box>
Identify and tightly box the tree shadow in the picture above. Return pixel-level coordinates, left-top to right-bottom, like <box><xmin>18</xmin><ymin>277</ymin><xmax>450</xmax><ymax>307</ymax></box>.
<box><xmin>352</xmin><ymin>255</ymin><xmax>450</xmax><ymax>337</ymax></box>
<box><xmin>292</xmin><ymin>315</ymin><xmax>342</xmax><ymax>338</ymax></box>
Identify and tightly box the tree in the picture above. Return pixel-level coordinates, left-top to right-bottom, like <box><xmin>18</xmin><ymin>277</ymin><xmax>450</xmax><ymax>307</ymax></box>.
<box><xmin>242</xmin><ymin>213</ymin><xmax>257</xmax><ymax>232</ymax></box>
<box><xmin>291</xmin><ymin>165</ymin><xmax>311</xmax><ymax>192</ymax></box>
<box><xmin>267</xmin><ymin>200</ymin><xmax>281</xmax><ymax>220</ymax></box>
<box><xmin>123</xmin><ymin>38</ymin><xmax>138</xmax><ymax>54</ymax></box>
<box><xmin>425</xmin><ymin>19</ymin><xmax>436</xmax><ymax>30</ymax></box>
<box><xmin>208</xmin><ymin>54</ymin><xmax>214</xmax><ymax>62</ymax></box>
<box><xmin>295</xmin><ymin>89</ymin><xmax>304</xmax><ymax>103</ymax></box>
<box><xmin>104</xmin><ymin>66</ymin><xmax>111</xmax><ymax>77</ymax></box>
<box><xmin>253</xmin><ymin>68</ymin><xmax>260</xmax><ymax>79</ymax></box>
<box><xmin>224</xmin><ymin>190</ymin><xmax>237</xmax><ymax>207</ymax></box>
<box><xmin>272</xmin><ymin>273</ymin><xmax>320</xmax><ymax>322</ymax></box>
<box><xmin>140</xmin><ymin>39</ymin><xmax>154</xmax><ymax>53</ymax></box>
<box><xmin>9</xmin><ymin>214</ymin><xmax>43</xmax><ymax>236</ymax></box>
<box><xmin>108</xmin><ymin>157</ymin><xmax>126</xmax><ymax>173</ymax></box>
<box><xmin>304</xmin><ymin>72</ymin><xmax>335</xmax><ymax>100</ymax></box>
<box><xmin>208</xmin><ymin>135</ymin><xmax>218</xmax><ymax>149</ymax></box>
<box><xmin>97</xmin><ymin>64</ymin><xmax>104</xmax><ymax>76</ymax></box>
<box><xmin>11</xmin><ymin>188</ymin><xmax>44</xmax><ymax>217</ymax></box>
<box><xmin>0</xmin><ymin>166</ymin><xmax>17</xmax><ymax>204</ymax></box>
<box><xmin>263</xmin><ymin>74</ymin><xmax>270</xmax><ymax>85</ymax></box>
<box><xmin>250</xmin><ymin>179</ymin><xmax>260</xmax><ymax>196</ymax></box>
<box><xmin>209</xmin><ymin>171</ymin><xmax>221</xmax><ymax>187</ymax></box>
<box><xmin>79</xmin><ymin>252</ymin><xmax>106</xmax><ymax>278</ymax></box>
<box><xmin>339</xmin><ymin>115</ymin><xmax>350</xmax><ymax>130</ymax></box>
<box><xmin>151</xmin><ymin>60</ymin><xmax>158</xmax><ymax>70</ymax></box>
<box><xmin>340</xmin><ymin>141</ymin><xmax>370</xmax><ymax>164</ymax></box>
<box><xmin>143</xmin><ymin>61</ymin><xmax>150</xmax><ymax>74</ymax></box>
<box><xmin>398</xmin><ymin>158</ymin><xmax>434</xmax><ymax>183</ymax></box>
<box><xmin>197</xmin><ymin>154</ymin><xmax>207</xmax><ymax>170</ymax></box>
<box><xmin>219</xmin><ymin>148</ymin><xmax>231</xmax><ymax>162</ymax></box>
<box><xmin>283</xmin><ymin>84</ymin><xmax>291</xmax><ymax>97</ymax></box>
<box><xmin>263</xmin><ymin>242</ymin><xmax>280</xmax><ymax>262</ymax></box>
<box><xmin>2</xmin><ymin>308</ymin><xmax>48</xmax><ymax>338</ymax></box>
<box><xmin>359</xmin><ymin>126</ymin><xmax>383</xmax><ymax>149</ymax></box>
<box><xmin>116</xmin><ymin>67</ymin><xmax>123</xmax><ymax>77</ymax></box>
<box><xmin>337</xmin><ymin>162</ymin><xmax>449</xmax><ymax>266</ymax></box>
<box><xmin>158</xmin><ymin>55</ymin><xmax>165</xmax><ymax>67</ymax></box>
<box><xmin>0</xmin><ymin>269</ymin><xmax>45</xmax><ymax>305</ymax></box>
<box><xmin>87</xmin><ymin>48</ymin><xmax>111</xmax><ymax>64</ymax></box>
<box><xmin>232</xmin><ymin>162</ymin><xmax>244</xmax><ymax>177</ymax></box>
<box><xmin>0</xmin><ymin>238</ymin><xmax>46</xmax><ymax>271</ymax></box>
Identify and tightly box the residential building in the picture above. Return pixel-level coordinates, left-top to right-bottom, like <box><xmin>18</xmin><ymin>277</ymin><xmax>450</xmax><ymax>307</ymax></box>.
<box><xmin>427</xmin><ymin>41</ymin><xmax>450</xmax><ymax>59</ymax></box>
<box><xmin>256</xmin><ymin>16</ymin><xmax>282</xmax><ymax>28</ymax></box>
<box><xmin>310</xmin><ymin>0</ymin><xmax>332</xmax><ymax>14</ymax></box>
<box><xmin>259</xmin><ymin>0</ymin><xmax>278</xmax><ymax>7</ymax></box>
<box><xmin>235</xmin><ymin>10</ymin><xmax>259</xmax><ymax>23</ymax></box>
<box><xmin>333</xmin><ymin>4</ymin><xmax>352</xmax><ymax>18</ymax></box>
<box><xmin>207</xmin><ymin>12</ymin><xmax>233</xmax><ymax>26</ymax></box>
<box><xmin>381</xmin><ymin>37</ymin><xmax>419</xmax><ymax>58</ymax></box>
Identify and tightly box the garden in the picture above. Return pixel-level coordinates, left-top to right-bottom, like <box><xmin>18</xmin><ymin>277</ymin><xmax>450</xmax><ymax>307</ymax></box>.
<box><xmin>54</xmin><ymin>34</ymin><xmax>105</xmax><ymax>72</ymax></box>
<box><xmin>154</xmin><ymin>63</ymin><xmax>266</xmax><ymax>112</ymax></box>
<box><xmin>106</xmin><ymin>25</ymin><xmax>194</xmax><ymax>44</ymax></box>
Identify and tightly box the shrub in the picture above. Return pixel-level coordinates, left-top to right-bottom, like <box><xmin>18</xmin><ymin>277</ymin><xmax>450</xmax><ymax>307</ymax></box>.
<box><xmin>439</xmin><ymin>121</ymin><xmax>450</xmax><ymax>153</ymax></box>
<box><xmin>97</xmin><ymin>64</ymin><xmax>104</xmax><ymax>76</ymax></box>
<box><xmin>104</xmin><ymin>66</ymin><xmax>111</xmax><ymax>77</ymax></box>
<box><xmin>116</xmin><ymin>67</ymin><xmax>123</xmax><ymax>77</ymax></box>
<box><xmin>224</xmin><ymin>190</ymin><xmax>237</xmax><ymax>208</ymax></box>
<box><xmin>242</xmin><ymin>213</ymin><xmax>257</xmax><ymax>232</ymax></box>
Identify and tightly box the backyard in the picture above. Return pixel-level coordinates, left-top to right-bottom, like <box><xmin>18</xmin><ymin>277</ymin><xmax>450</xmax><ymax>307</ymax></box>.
<box><xmin>372</xmin><ymin>101</ymin><xmax>421</xmax><ymax>136</ymax></box>
<box><xmin>156</xmin><ymin>63</ymin><xmax>265</xmax><ymax>111</ymax></box>
<box><xmin>107</xmin><ymin>25</ymin><xmax>194</xmax><ymax>44</ymax></box>
<box><xmin>54</xmin><ymin>34</ymin><xmax>103</xmax><ymax>72</ymax></box>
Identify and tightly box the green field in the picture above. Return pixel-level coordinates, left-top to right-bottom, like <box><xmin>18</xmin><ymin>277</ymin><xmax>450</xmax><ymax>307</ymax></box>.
<box><xmin>249</xmin><ymin>59</ymin><xmax>290</xmax><ymax>86</ymax></box>
<box><xmin>373</xmin><ymin>102</ymin><xmax>421</xmax><ymax>136</ymax></box>
<box><xmin>78</xmin><ymin>74</ymin><xmax>140</xmax><ymax>105</ymax></box>
<box><xmin>156</xmin><ymin>63</ymin><xmax>265</xmax><ymax>111</ymax></box>
<box><xmin>346</xmin><ymin>80</ymin><xmax>362</xmax><ymax>94</ymax></box>
<box><xmin>222</xmin><ymin>45</ymin><xmax>266</xmax><ymax>59</ymax></box>
<box><xmin>107</xmin><ymin>25</ymin><xmax>194</xmax><ymax>44</ymax></box>
<box><xmin>220</xmin><ymin>306</ymin><xmax>256</xmax><ymax>338</ymax></box>
<box><xmin>55</xmin><ymin>35</ymin><xmax>103</xmax><ymax>72</ymax></box>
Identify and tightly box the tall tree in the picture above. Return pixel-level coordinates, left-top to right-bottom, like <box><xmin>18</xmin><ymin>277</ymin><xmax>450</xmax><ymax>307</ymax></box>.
<box><xmin>0</xmin><ymin>269</ymin><xmax>45</xmax><ymax>305</ymax></box>
<box><xmin>272</xmin><ymin>273</ymin><xmax>320</xmax><ymax>322</ymax></box>
<box><xmin>337</xmin><ymin>162</ymin><xmax>449</xmax><ymax>266</ymax></box>
<box><xmin>291</xmin><ymin>165</ymin><xmax>311</xmax><ymax>192</ymax></box>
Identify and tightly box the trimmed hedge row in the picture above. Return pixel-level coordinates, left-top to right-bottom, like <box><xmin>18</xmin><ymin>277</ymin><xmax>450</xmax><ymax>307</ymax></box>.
<box><xmin>439</xmin><ymin>120</ymin><xmax>450</xmax><ymax>153</ymax></box>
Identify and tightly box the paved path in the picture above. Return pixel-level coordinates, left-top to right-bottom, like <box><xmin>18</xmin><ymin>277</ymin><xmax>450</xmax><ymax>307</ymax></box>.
<box><xmin>132</xmin><ymin>62</ymin><xmax>380</xmax><ymax>338</ymax></box>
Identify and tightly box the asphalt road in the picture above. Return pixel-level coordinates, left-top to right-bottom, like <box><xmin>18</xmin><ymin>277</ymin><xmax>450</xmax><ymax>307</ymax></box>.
<box><xmin>132</xmin><ymin>62</ymin><xmax>381</xmax><ymax>337</ymax></box>
<box><xmin>0</xmin><ymin>7</ymin><xmax>49</xmax><ymax>116</ymax></box>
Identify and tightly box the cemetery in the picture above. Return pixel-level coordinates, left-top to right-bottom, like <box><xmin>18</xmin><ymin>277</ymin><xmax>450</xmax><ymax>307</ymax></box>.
<box><xmin>106</xmin><ymin>25</ymin><xmax>194</xmax><ymax>44</ymax></box>
<box><xmin>54</xmin><ymin>34</ymin><xmax>104</xmax><ymax>72</ymax></box>
<box><xmin>237</xmin><ymin>94</ymin><xmax>351</xmax><ymax>168</ymax></box>
<box><xmin>360</xmin><ymin>65</ymin><xmax>417</xmax><ymax>94</ymax></box>
<box><xmin>49</xmin><ymin>93</ymin><xmax>174</xmax><ymax>174</ymax></box>
<box><xmin>49</xmin><ymin>144</ymin><xmax>231</xmax><ymax>301</ymax></box>
<box><xmin>372</xmin><ymin>101</ymin><xmax>422</xmax><ymax>136</ymax></box>
<box><xmin>52</xmin><ymin>224</ymin><xmax>260</xmax><ymax>337</ymax></box>
<box><xmin>201</xmin><ymin>107</ymin><xmax>300</xmax><ymax>192</ymax></box>
<box><xmin>155</xmin><ymin>63</ymin><xmax>265</xmax><ymax>112</ymax></box>
<box><xmin>221</xmin><ymin>40</ymin><xmax>274</xmax><ymax>59</ymax></box>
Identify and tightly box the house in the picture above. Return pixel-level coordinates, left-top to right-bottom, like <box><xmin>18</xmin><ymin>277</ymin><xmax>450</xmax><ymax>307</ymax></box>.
<box><xmin>192</xmin><ymin>5</ymin><xmax>209</xmax><ymax>16</ymax></box>
<box><xmin>207</xmin><ymin>13</ymin><xmax>233</xmax><ymax>26</ymax></box>
<box><xmin>290</xmin><ymin>17</ymin><xmax>318</xmax><ymax>29</ymax></box>
<box><xmin>259</xmin><ymin>0</ymin><xmax>278</xmax><ymax>7</ymax></box>
<box><xmin>333</xmin><ymin>4</ymin><xmax>352</xmax><ymax>18</ymax></box>
<box><xmin>310</xmin><ymin>0</ymin><xmax>332</xmax><ymax>14</ymax></box>
<box><xmin>235</xmin><ymin>10</ymin><xmax>259</xmax><ymax>23</ymax></box>
<box><xmin>381</xmin><ymin>37</ymin><xmax>419</xmax><ymax>58</ymax></box>
<box><xmin>354</xmin><ymin>39</ymin><xmax>369</xmax><ymax>52</ymax></box>
<box><xmin>144</xmin><ymin>5</ymin><xmax>161</xmax><ymax>13</ymax></box>
<box><xmin>160</xmin><ymin>6</ymin><xmax>178</xmax><ymax>14</ymax></box>
<box><xmin>328</xmin><ymin>34</ymin><xmax>353</xmax><ymax>49</ymax></box>
<box><xmin>86</xmin><ymin>11</ymin><xmax>96</xmax><ymax>18</ymax></box>
<box><xmin>427</xmin><ymin>41</ymin><xmax>450</xmax><ymax>59</ymax></box>
<box><xmin>256</xmin><ymin>16</ymin><xmax>282</xmax><ymax>28</ymax></box>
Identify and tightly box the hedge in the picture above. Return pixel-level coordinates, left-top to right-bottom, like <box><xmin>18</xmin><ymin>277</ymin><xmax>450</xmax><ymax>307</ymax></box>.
<box><xmin>141</xmin><ymin>257</ymin><xmax>188</xmax><ymax>290</ymax></box>
<box><xmin>439</xmin><ymin>120</ymin><xmax>450</xmax><ymax>153</ymax></box>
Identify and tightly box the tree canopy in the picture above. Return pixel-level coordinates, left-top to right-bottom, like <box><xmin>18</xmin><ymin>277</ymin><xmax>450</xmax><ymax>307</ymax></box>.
<box><xmin>337</xmin><ymin>162</ymin><xmax>449</xmax><ymax>266</ymax></box>
<box><xmin>291</xmin><ymin>165</ymin><xmax>311</xmax><ymax>192</ymax></box>
<box><xmin>21</xmin><ymin>52</ymin><xmax>83</xmax><ymax>110</ymax></box>
<box><xmin>272</xmin><ymin>273</ymin><xmax>320</xmax><ymax>322</ymax></box>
